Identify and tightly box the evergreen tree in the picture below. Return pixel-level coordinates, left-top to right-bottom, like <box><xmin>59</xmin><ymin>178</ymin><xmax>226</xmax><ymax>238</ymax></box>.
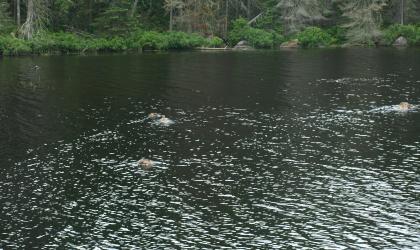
<box><xmin>49</xmin><ymin>0</ymin><xmax>75</xmax><ymax>31</ymax></box>
<box><xmin>19</xmin><ymin>0</ymin><xmax>49</xmax><ymax>39</ymax></box>
<box><xmin>275</xmin><ymin>0</ymin><xmax>325</xmax><ymax>34</ymax></box>
<box><xmin>164</xmin><ymin>0</ymin><xmax>184</xmax><ymax>31</ymax></box>
<box><xmin>165</xmin><ymin>0</ymin><xmax>227</xmax><ymax>36</ymax></box>
<box><xmin>0</xmin><ymin>0</ymin><xmax>420</xmax><ymax>45</ymax></box>
<box><xmin>92</xmin><ymin>1</ymin><xmax>139</xmax><ymax>36</ymax></box>
<box><xmin>384</xmin><ymin>0</ymin><xmax>420</xmax><ymax>25</ymax></box>
<box><xmin>339</xmin><ymin>0</ymin><xmax>387</xmax><ymax>45</ymax></box>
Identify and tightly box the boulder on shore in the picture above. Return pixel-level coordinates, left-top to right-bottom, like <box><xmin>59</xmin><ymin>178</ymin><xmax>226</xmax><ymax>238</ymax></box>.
<box><xmin>393</xmin><ymin>36</ymin><xmax>408</xmax><ymax>47</ymax></box>
<box><xmin>233</xmin><ymin>40</ymin><xmax>253</xmax><ymax>50</ymax></box>
<box><xmin>279</xmin><ymin>39</ymin><xmax>300</xmax><ymax>49</ymax></box>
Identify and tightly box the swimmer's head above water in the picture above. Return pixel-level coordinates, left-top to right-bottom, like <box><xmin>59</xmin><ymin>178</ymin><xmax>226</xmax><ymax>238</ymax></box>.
<box><xmin>138</xmin><ymin>158</ymin><xmax>154</xmax><ymax>169</ymax></box>
<box><xmin>399</xmin><ymin>102</ymin><xmax>412</xmax><ymax>111</ymax></box>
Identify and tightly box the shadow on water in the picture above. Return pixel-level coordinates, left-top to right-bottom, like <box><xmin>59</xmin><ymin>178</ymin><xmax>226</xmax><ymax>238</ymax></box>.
<box><xmin>0</xmin><ymin>49</ymin><xmax>420</xmax><ymax>248</ymax></box>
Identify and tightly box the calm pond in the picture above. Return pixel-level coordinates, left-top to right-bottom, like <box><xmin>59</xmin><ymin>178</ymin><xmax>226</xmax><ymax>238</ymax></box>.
<box><xmin>0</xmin><ymin>49</ymin><xmax>419</xmax><ymax>249</ymax></box>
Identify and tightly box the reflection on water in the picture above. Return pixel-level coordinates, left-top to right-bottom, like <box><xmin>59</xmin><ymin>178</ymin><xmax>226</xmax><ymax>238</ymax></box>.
<box><xmin>1</xmin><ymin>49</ymin><xmax>420</xmax><ymax>248</ymax></box>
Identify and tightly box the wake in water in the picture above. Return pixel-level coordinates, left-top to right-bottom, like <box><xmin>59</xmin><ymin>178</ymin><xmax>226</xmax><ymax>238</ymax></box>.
<box><xmin>152</xmin><ymin>116</ymin><xmax>175</xmax><ymax>126</ymax></box>
<box><xmin>369</xmin><ymin>103</ymin><xmax>419</xmax><ymax>114</ymax></box>
<box><xmin>147</xmin><ymin>113</ymin><xmax>175</xmax><ymax>126</ymax></box>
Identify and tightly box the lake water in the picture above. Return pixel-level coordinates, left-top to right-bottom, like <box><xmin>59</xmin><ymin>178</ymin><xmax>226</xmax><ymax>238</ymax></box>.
<box><xmin>0</xmin><ymin>49</ymin><xmax>419</xmax><ymax>249</ymax></box>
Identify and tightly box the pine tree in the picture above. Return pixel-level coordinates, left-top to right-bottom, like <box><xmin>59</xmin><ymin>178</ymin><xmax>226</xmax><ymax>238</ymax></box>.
<box><xmin>275</xmin><ymin>0</ymin><xmax>325</xmax><ymax>34</ymax></box>
<box><xmin>385</xmin><ymin>0</ymin><xmax>420</xmax><ymax>25</ymax></box>
<box><xmin>339</xmin><ymin>0</ymin><xmax>387</xmax><ymax>45</ymax></box>
<box><xmin>92</xmin><ymin>1</ymin><xmax>139</xmax><ymax>36</ymax></box>
<box><xmin>164</xmin><ymin>0</ymin><xmax>184</xmax><ymax>31</ymax></box>
<box><xmin>19</xmin><ymin>0</ymin><xmax>49</xmax><ymax>39</ymax></box>
<box><xmin>165</xmin><ymin>0</ymin><xmax>227</xmax><ymax>36</ymax></box>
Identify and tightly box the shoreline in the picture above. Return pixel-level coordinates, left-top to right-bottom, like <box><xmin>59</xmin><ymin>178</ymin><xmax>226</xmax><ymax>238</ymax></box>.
<box><xmin>1</xmin><ymin>46</ymin><xmax>419</xmax><ymax>58</ymax></box>
<box><xmin>2</xmin><ymin>30</ymin><xmax>419</xmax><ymax>57</ymax></box>
<box><xmin>1</xmin><ymin>39</ymin><xmax>419</xmax><ymax>58</ymax></box>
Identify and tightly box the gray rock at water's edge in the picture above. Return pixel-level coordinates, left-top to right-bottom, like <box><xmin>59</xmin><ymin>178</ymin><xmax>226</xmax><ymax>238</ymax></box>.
<box><xmin>279</xmin><ymin>39</ymin><xmax>300</xmax><ymax>49</ymax></box>
<box><xmin>393</xmin><ymin>36</ymin><xmax>408</xmax><ymax>47</ymax></box>
<box><xmin>234</xmin><ymin>40</ymin><xmax>253</xmax><ymax>50</ymax></box>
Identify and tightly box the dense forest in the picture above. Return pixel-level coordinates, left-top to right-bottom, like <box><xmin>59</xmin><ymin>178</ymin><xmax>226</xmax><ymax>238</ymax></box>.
<box><xmin>1</xmin><ymin>0</ymin><xmax>420</xmax><ymax>54</ymax></box>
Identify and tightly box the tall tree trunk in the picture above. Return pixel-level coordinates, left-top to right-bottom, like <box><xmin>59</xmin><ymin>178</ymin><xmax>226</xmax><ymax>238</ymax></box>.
<box><xmin>88</xmin><ymin>0</ymin><xmax>92</xmax><ymax>28</ymax></box>
<box><xmin>20</xmin><ymin>0</ymin><xmax>35</xmax><ymax>39</ymax></box>
<box><xmin>148</xmin><ymin>0</ymin><xmax>153</xmax><ymax>15</ymax></box>
<box><xmin>225</xmin><ymin>0</ymin><xmax>229</xmax><ymax>37</ymax></box>
<box><xmin>130</xmin><ymin>0</ymin><xmax>139</xmax><ymax>18</ymax></box>
<box><xmin>169</xmin><ymin>0</ymin><xmax>173</xmax><ymax>31</ymax></box>
<box><xmin>247</xmin><ymin>0</ymin><xmax>251</xmax><ymax>19</ymax></box>
<box><xmin>400</xmin><ymin>0</ymin><xmax>404</xmax><ymax>24</ymax></box>
<box><xmin>16</xmin><ymin>0</ymin><xmax>20</xmax><ymax>27</ymax></box>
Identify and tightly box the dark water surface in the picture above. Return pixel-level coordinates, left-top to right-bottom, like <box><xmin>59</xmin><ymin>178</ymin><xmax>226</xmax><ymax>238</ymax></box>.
<box><xmin>0</xmin><ymin>49</ymin><xmax>419</xmax><ymax>249</ymax></box>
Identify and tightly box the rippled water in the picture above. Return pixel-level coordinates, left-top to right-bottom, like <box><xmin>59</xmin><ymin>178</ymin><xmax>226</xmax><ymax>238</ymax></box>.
<box><xmin>1</xmin><ymin>49</ymin><xmax>420</xmax><ymax>249</ymax></box>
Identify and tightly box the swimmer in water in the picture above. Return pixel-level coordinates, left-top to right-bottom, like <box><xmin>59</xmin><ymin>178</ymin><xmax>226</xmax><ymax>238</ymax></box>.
<box><xmin>156</xmin><ymin>116</ymin><xmax>174</xmax><ymax>126</ymax></box>
<box><xmin>369</xmin><ymin>102</ymin><xmax>417</xmax><ymax>113</ymax></box>
<box><xmin>148</xmin><ymin>113</ymin><xmax>162</xmax><ymax>119</ymax></box>
<box><xmin>138</xmin><ymin>158</ymin><xmax>154</xmax><ymax>169</ymax></box>
<box><xmin>147</xmin><ymin>113</ymin><xmax>174</xmax><ymax>126</ymax></box>
<box><xmin>398</xmin><ymin>102</ymin><xmax>412</xmax><ymax>111</ymax></box>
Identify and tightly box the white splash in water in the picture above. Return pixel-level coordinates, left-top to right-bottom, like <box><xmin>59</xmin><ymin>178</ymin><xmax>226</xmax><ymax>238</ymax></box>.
<box><xmin>152</xmin><ymin>117</ymin><xmax>175</xmax><ymax>126</ymax></box>
<box><xmin>369</xmin><ymin>104</ymin><xmax>419</xmax><ymax>114</ymax></box>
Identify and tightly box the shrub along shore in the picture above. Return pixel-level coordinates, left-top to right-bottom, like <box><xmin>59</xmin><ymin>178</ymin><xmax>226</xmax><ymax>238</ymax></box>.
<box><xmin>0</xmin><ymin>31</ymin><xmax>225</xmax><ymax>56</ymax></box>
<box><xmin>1</xmin><ymin>23</ymin><xmax>420</xmax><ymax>56</ymax></box>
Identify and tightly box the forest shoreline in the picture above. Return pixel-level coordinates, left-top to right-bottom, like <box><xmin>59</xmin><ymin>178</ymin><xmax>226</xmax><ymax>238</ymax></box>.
<box><xmin>1</xmin><ymin>46</ymin><xmax>418</xmax><ymax>59</ymax></box>
<box><xmin>1</xmin><ymin>45</ymin><xmax>419</xmax><ymax>58</ymax></box>
<box><xmin>1</xmin><ymin>29</ymin><xmax>419</xmax><ymax>57</ymax></box>
<box><xmin>1</xmin><ymin>0</ymin><xmax>420</xmax><ymax>57</ymax></box>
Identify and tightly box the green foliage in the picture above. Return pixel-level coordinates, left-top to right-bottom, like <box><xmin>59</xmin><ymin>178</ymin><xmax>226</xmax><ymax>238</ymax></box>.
<box><xmin>1</xmin><ymin>32</ymin><xmax>133</xmax><ymax>55</ymax></box>
<box><xmin>132</xmin><ymin>31</ymin><xmax>169</xmax><ymax>50</ymax></box>
<box><xmin>128</xmin><ymin>31</ymin><xmax>221</xmax><ymax>50</ymax></box>
<box><xmin>104</xmin><ymin>37</ymin><xmax>129</xmax><ymax>50</ymax></box>
<box><xmin>0</xmin><ymin>30</ymin><xmax>223</xmax><ymax>55</ymax></box>
<box><xmin>0</xmin><ymin>36</ymin><xmax>32</xmax><ymax>55</ymax></box>
<box><xmin>326</xmin><ymin>26</ymin><xmax>347</xmax><ymax>44</ymax></box>
<box><xmin>228</xmin><ymin>18</ymin><xmax>284</xmax><ymax>48</ymax></box>
<box><xmin>3</xmin><ymin>0</ymin><xmax>420</xmax><ymax>54</ymax></box>
<box><xmin>296</xmin><ymin>27</ymin><xmax>336</xmax><ymax>48</ymax></box>
<box><xmin>164</xmin><ymin>32</ymin><xmax>206</xmax><ymax>49</ymax></box>
<box><xmin>30</xmin><ymin>32</ymin><xmax>85</xmax><ymax>53</ymax></box>
<box><xmin>92</xmin><ymin>5</ymin><xmax>138</xmax><ymax>36</ymax></box>
<box><xmin>271</xmin><ymin>31</ymin><xmax>286</xmax><ymax>46</ymax></box>
<box><xmin>49</xmin><ymin>0</ymin><xmax>74</xmax><ymax>31</ymax></box>
<box><xmin>382</xmin><ymin>24</ymin><xmax>420</xmax><ymax>45</ymax></box>
<box><xmin>247</xmin><ymin>28</ymin><xmax>278</xmax><ymax>48</ymax></box>
<box><xmin>205</xmin><ymin>36</ymin><xmax>224</xmax><ymax>48</ymax></box>
<box><xmin>227</xmin><ymin>18</ymin><xmax>249</xmax><ymax>46</ymax></box>
<box><xmin>254</xmin><ymin>10</ymin><xmax>283</xmax><ymax>34</ymax></box>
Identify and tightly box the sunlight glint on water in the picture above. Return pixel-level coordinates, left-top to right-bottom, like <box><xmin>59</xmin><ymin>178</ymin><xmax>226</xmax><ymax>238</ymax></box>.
<box><xmin>0</xmin><ymin>50</ymin><xmax>419</xmax><ymax>248</ymax></box>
